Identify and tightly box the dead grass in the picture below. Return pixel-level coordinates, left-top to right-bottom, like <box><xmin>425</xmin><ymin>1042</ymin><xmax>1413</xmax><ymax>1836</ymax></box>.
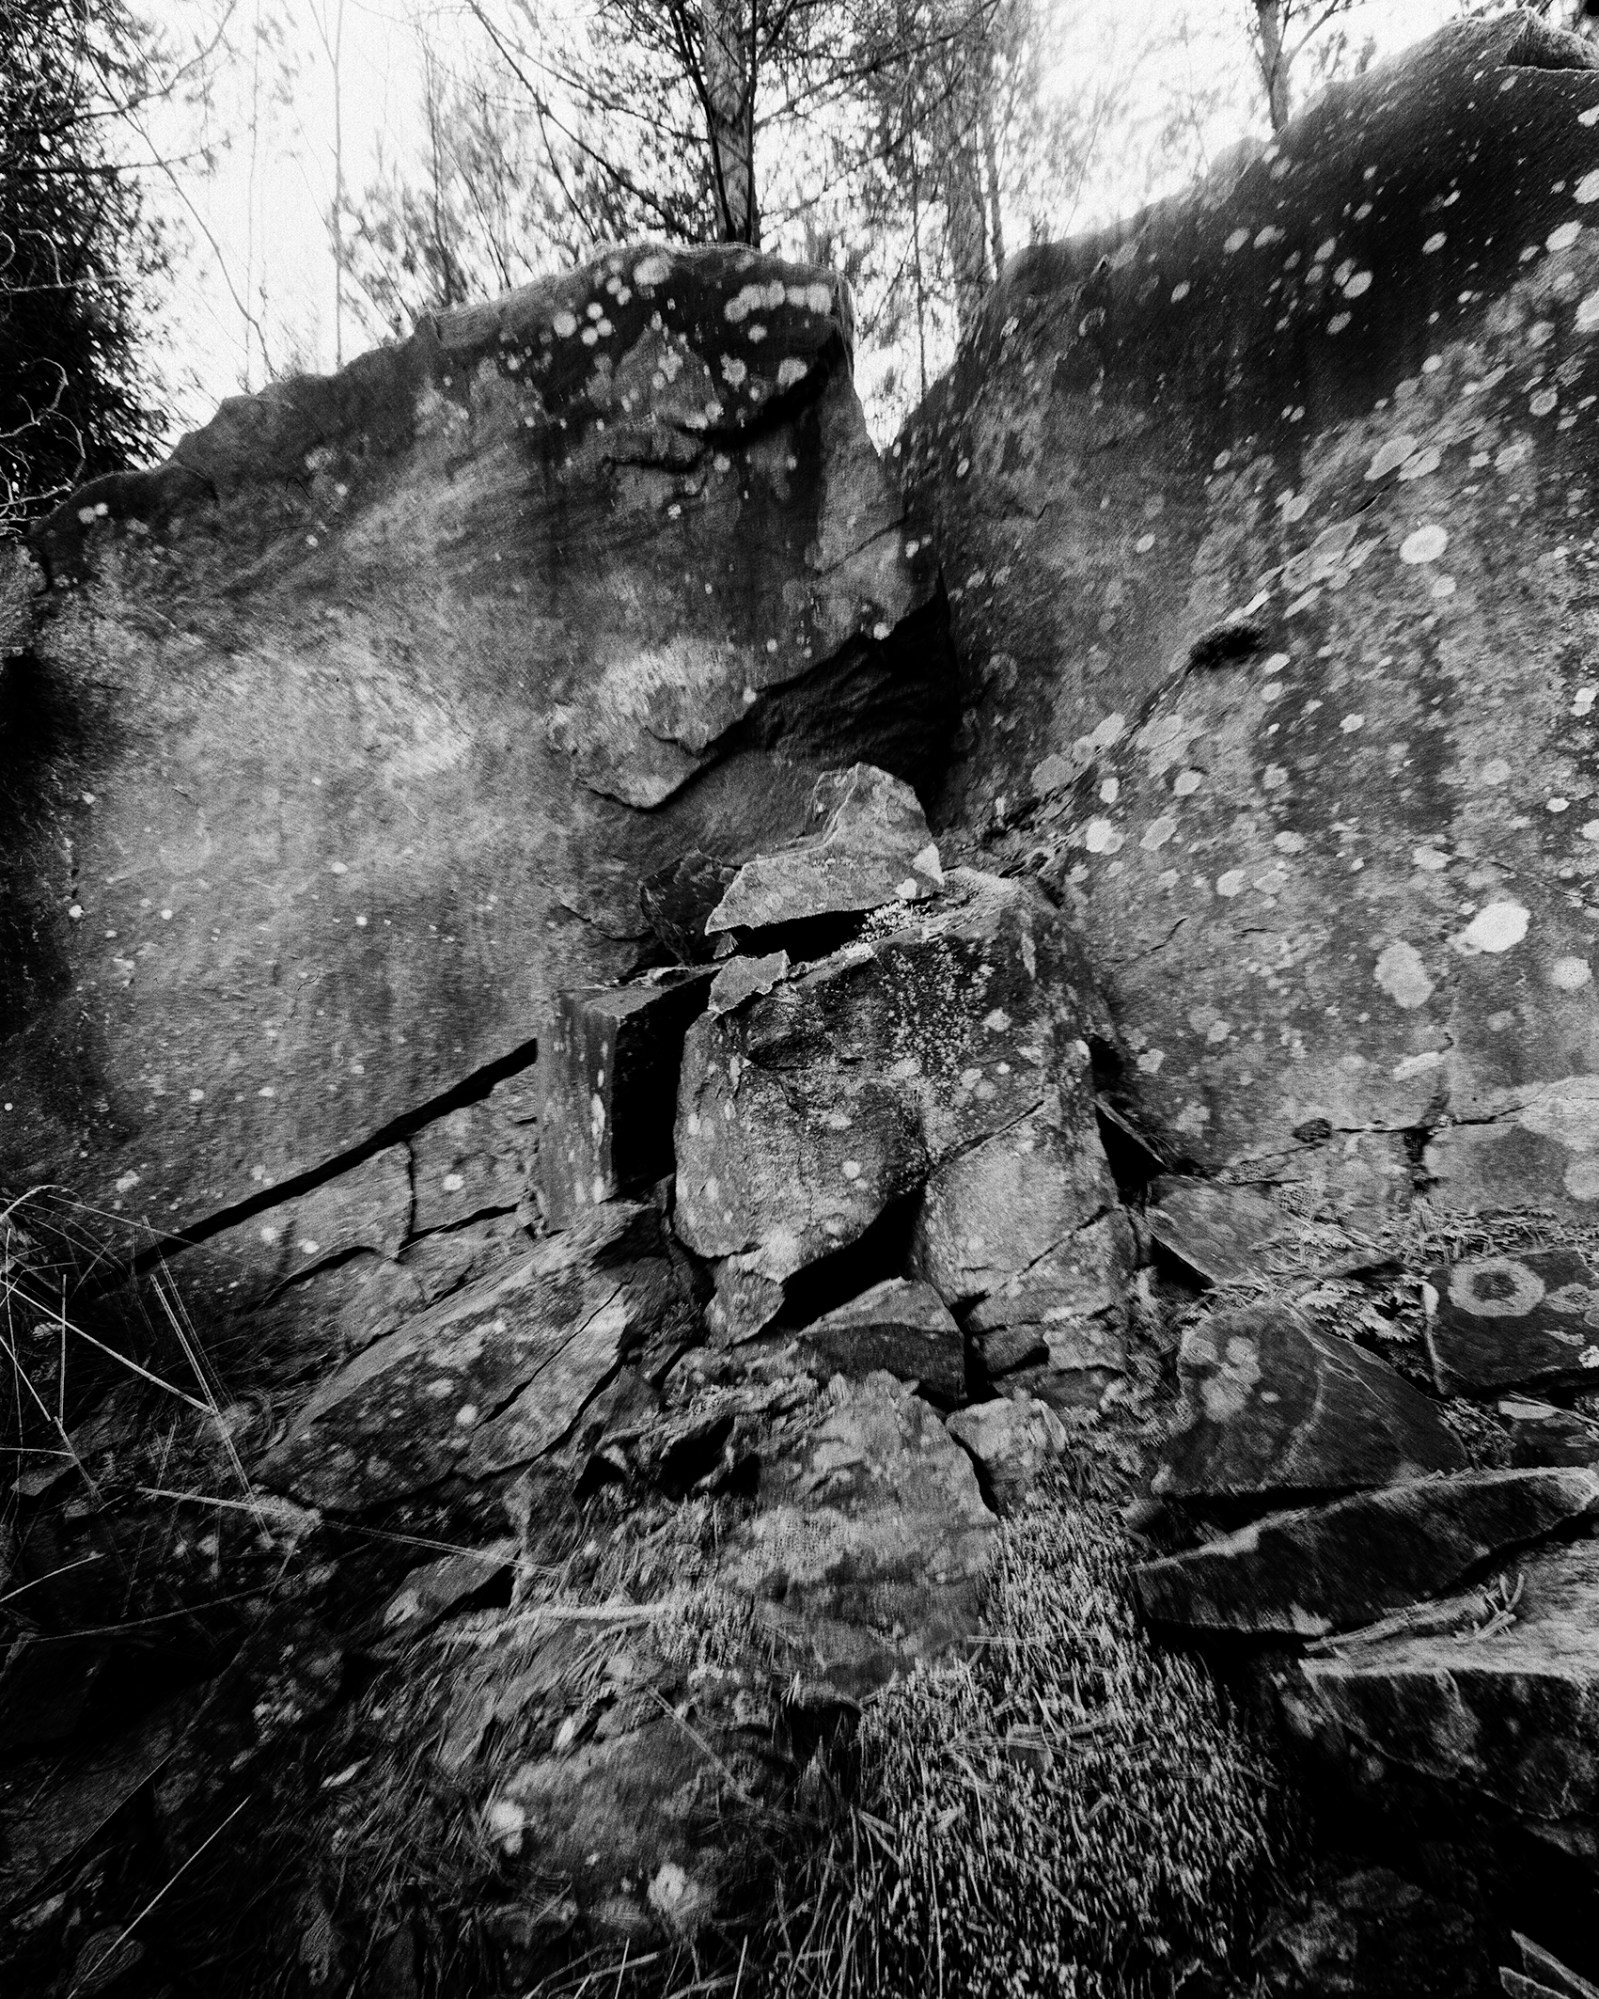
<box><xmin>756</xmin><ymin>1482</ymin><xmax>1290</xmax><ymax>1999</ymax></box>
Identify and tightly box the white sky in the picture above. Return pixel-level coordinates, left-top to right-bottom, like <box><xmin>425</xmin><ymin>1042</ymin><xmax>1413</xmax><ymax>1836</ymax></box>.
<box><xmin>145</xmin><ymin>0</ymin><xmax>1460</xmax><ymax>444</ymax></box>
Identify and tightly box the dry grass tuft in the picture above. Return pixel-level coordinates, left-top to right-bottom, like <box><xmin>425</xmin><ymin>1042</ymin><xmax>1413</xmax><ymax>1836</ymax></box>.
<box><xmin>761</xmin><ymin>1483</ymin><xmax>1287</xmax><ymax>1999</ymax></box>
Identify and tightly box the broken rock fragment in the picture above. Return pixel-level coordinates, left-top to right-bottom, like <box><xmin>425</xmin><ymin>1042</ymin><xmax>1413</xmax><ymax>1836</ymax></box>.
<box><xmin>719</xmin><ymin>1370</ymin><xmax>996</xmax><ymax>1692</ymax></box>
<box><xmin>1135</xmin><ymin>1467</ymin><xmax>1599</xmax><ymax>1638</ymax></box>
<box><xmin>706</xmin><ymin>763</ymin><xmax>942</xmax><ymax>934</ymax></box>
<box><xmin>258</xmin><ymin>1204</ymin><xmax>697</xmax><ymax>1509</ymax></box>
<box><xmin>1427</xmin><ymin>1248</ymin><xmax>1599</xmax><ymax>1396</ymax></box>
<box><xmin>794</xmin><ymin>1278</ymin><xmax>964</xmax><ymax>1402</ymax></box>
<box><xmin>946</xmin><ymin>1394</ymin><xmax>1068</xmax><ymax>1515</ymax></box>
<box><xmin>1153</xmin><ymin>1304</ymin><xmax>1467</xmax><ymax>1500</ymax></box>
<box><xmin>675</xmin><ymin>870</ymin><xmax>1114</xmax><ymax>1301</ymax></box>
<box><xmin>539</xmin><ymin>970</ymin><xmax>716</xmax><ymax>1228</ymax></box>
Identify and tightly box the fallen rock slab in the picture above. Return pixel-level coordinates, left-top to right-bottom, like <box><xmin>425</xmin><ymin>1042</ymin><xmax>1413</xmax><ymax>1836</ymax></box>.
<box><xmin>794</xmin><ymin>1278</ymin><xmax>964</xmax><ymax>1402</ymax></box>
<box><xmin>1136</xmin><ymin>1467</ymin><xmax>1599</xmax><ymax>1637</ymax></box>
<box><xmin>1501</xmin><ymin>1397</ymin><xmax>1599</xmax><ymax>1470</ymax></box>
<box><xmin>1428</xmin><ymin>1249</ymin><xmax>1599</xmax><ymax>1396</ymax></box>
<box><xmin>258</xmin><ymin>1204</ymin><xmax>697</xmax><ymax>1508</ymax></box>
<box><xmin>705</xmin><ymin>763</ymin><xmax>942</xmax><ymax>934</ymax></box>
<box><xmin>719</xmin><ymin>1370</ymin><xmax>996</xmax><ymax>1692</ymax></box>
<box><xmin>1153</xmin><ymin>1303</ymin><xmax>1467</xmax><ymax>1499</ymax></box>
<box><xmin>1289</xmin><ymin>1538</ymin><xmax>1599</xmax><ymax>1823</ymax></box>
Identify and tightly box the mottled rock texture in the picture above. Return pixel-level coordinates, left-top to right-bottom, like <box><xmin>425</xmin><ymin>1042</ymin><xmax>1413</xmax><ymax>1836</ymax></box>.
<box><xmin>1429</xmin><ymin>1247</ymin><xmax>1599</xmax><ymax>1393</ymax></box>
<box><xmin>1154</xmin><ymin>1304</ymin><xmax>1467</xmax><ymax>1499</ymax></box>
<box><xmin>1136</xmin><ymin>1467</ymin><xmax>1599</xmax><ymax>1636</ymax></box>
<box><xmin>1</xmin><ymin>243</ymin><xmax>952</xmax><ymax>1283</ymax></box>
<box><xmin>903</xmin><ymin>12</ymin><xmax>1599</xmax><ymax>1217</ymax></box>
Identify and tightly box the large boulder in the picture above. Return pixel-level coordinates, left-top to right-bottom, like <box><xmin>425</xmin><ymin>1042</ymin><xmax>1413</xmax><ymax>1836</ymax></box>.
<box><xmin>903</xmin><ymin>13</ymin><xmax>1599</xmax><ymax>1217</ymax></box>
<box><xmin>0</xmin><ymin>243</ymin><xmax>953</xmax><ymax>1297</ymax></box>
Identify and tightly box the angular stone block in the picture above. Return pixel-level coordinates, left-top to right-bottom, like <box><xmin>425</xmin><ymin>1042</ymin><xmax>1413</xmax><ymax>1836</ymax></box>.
<box><xmin>1136</xmin><ymin>1467</ymin><xmax>1599</xmax><ymax>1637</ymax></box>
<box><xmin>1145</xmin><ymin>1177</ymin><xmax>1286</xmax><ymax>1286</ymax></box>
<box><xmin>1153</xmin><ymin>1303</ymin><xmax>1467</xmax><ymax>1500</ymax></box>
<box><xmin>539</xmin><ymin>970</ymin><xmax>715</xmax><ymax>1228</ymax></box>
<box><xmin>258</xmin><ymin>1204</ymin><xmax>697</xmax><ymax>1508</ymax></box>
<box><xmin>706</xmin><ymin>763</ymin><xmax>942</xmax><ymax>934</ymax></box>
<box><xmin>946</xmin><ymin>1394</ymin><xmax>1068</xmax><ymax>1515</ymax></box>
<box><xmin>795</xmin><ymin>1278</ymin><xmax>964</xmax><ymax>1402</ymax></box>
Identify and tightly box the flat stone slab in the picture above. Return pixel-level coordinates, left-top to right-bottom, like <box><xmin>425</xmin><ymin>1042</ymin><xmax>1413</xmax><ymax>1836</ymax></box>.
<box><xmin>1290</xmin><ymin>1538</ymin><xmax>1599</xmax><ymax>1824</ymax></box>
<box><xmin>794</xmin><ymin>1278</ymin><xmax>964</xmax><ymax>1402</ymax></box>
<box><xmin>706</xmin><ymin>763</ymin><xmax>942</xmax><ymax>933</ymax></box>
<box><xmin>1427</xmin><ymin>1248</ymin><xmax>1599</xmax><ymax>1395</ymax></box>
<box><xmin>1153</xmin><ymin>1303</ymin><xmax>1467</xmax><ymax>1500</ymax></box>
<box><xmin>1136</xmin><ymin>1467</ymin><xmax>1599</xmax><ymax>1637</ymax></box>
<box><xmin>719</xmin><ymin>1371</ymin><xmax>996</xmax><ymax>1693</ymax></box>
<box><xmin>258</xmin><ymin>1204</ymin><xmax>697</xmax><ymax>1508</ymax></box>
<box><xmin>1145</xmin><ymin>1177</ymin><xmax>1287</xmax><ymax>1285</ymax></box>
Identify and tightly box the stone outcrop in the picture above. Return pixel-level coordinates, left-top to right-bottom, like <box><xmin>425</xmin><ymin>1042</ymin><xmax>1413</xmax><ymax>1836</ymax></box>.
<box><xmin>792</xmin><ymin>1277</ymin><xmax>964</xmax><ymax>1401</ymax></box>
<box><xmin>1</xmin><ymin>241</ymin><xmax>953</xmax><ymax>1307</ymax></box>
<box><xmin>1153</xmin><ymin>1303</ymin><xmax>1467</xmax><ymax>1499</ymax></box>
<box><xmin>946</xmin><ymin>1392</ymin><xmax>1068</xmax><ymax>1514</ymax></box>
<box><xmin>903</xmin><ymin>11</ymin><xmax>1599</xmax><ymax>1223</ymax></box>
<box><xmin>1136</xmin><ymin>1467</ymin><xmax>1599</xmax><ymax>1636</ymax></box>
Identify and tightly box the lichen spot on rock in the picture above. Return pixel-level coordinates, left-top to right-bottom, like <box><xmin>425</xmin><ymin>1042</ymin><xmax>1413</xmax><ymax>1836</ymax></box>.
<box><xmin>1456</xmin><ymin>900</ymin><xmax>1530</xmax><ymax>955</ymax></box>
<box><xmin>1375</xmin><ymin>941</ymin><xmax>1433</xmax><ymax>1010</ymax></box>
<box><xmin>1448</xmin><ymin>1257</ymin><xmax>1548</xmax><ymax>1320</ymax></box>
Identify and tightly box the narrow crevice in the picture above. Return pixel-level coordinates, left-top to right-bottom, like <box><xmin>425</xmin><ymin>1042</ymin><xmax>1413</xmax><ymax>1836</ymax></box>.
<box><xmin>111</xmin><ymin>1035</ymin><xmax>540</xmax><ymax>1286</ymax></box>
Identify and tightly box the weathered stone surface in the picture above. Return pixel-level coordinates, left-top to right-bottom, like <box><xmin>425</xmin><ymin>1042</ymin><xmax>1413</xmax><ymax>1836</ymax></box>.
<box><xmin>902</xmin><ymin>13</ymin><xmax>1599</xmax><ymax>1219</ymax></box>
<box><xmin>705</xmin><ymin>949</ymin><xmax>788</xmax><ymax>1017</ymax></box>
<box><xmin>706</xmin><ymin>763</ymin><xmax>942</xmax><ymax>933</ymax></box>
<box><xmin>2</xmin><ymin>242</ymin><xmax>952</xmax><ymax>1280</ymax></box>
<box><xmin>1428</xmin><ymin>1249</ymin><xmax>1599</xmax><ymax>1395</ymax></box>
<box><xmin>1136</xmin><ymin>1467</ymin><xmax>1599</xmax><ymax>1637</ymax></box>
<box><xmin>1501</xmin><ymin>1396</ymin><xmax>1599</xmax><ymax>1469</ymax></box>
<box><xmin>675</xmin><ymin>869</ymin><xmax>1115</xmax><ymax>1293</ymax></box>
<box><xmin>1153</xmin><ymin>1303</ymin><xmax>1467</xmax><ymax>1499</ymax></box>
<box><xmin>1290</xmin><ymin>1538</ymin><xmax>1599</xmax><ymax>1823</ymax></box>
<box><xmin>258</xmin><ymin>1204</ymin><xmax>697</xmax><ymax>1508</ymax></box>
<box><xmin>946</xmin><ymin>1393</ymin><xmax>1067</xmax><ymax>1514</ymax></box>
<box><xmin>538</xmin><ymin>970</ymin><xmax>715</xmax><ymax>1227</ymax></box>
<box><xmin>410</xmin><ymin>1097</ymin><xmax>533</xmax><ymax>1234</ymax></box>
<box><xmin>719</xmin><ymin>1371</ymin><xmax>996</xmax><ymax>1691</ymax></box>
<box><xmin>794</xmin><ymin>1277</ymin><xmax>964</xmax><ymax>1401</ymax></box>
<box><xmin>1146</xmin><ymin>1176</ymin><xmax>1286</xmax><ymax>1285</ymax></box>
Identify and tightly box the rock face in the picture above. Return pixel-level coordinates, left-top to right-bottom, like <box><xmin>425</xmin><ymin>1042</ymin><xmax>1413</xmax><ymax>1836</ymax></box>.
<box><xmin>2</xmin><ymin>241</ymin><xmax>953</xmax><ymax>1291</ymax></box>
<box><xmin>674</xmin><ymin>869</ymin><xmax>1118</xmax><ymax>1349</ymax></box>
<box><xmin>1428</xmin><ymin>1248</ymin><xmax>1599</xmax><ymax>1394</ymax></box>
<box><xmin>1290</xmin><ymin>1538</ymin><xmax>1599</xmax><ymax>1826</ymax></box>
<box><xmin>1153</xmin><ymin>1304</ymin><xmax>1467</xmax><ymax>1499</ymax></box>
<box><xmin>903</xmin><ymin>12</ymin><xmax>1599</xmax><ymax>1219</ymax></box>
<box><xmin>1135</xmin><ymin>1467</ymin><xmax>1599</xmax><ymax>1636</ymax></box>
<box><xmin>946</xmin><ymin>1393</ymin><xmax>1068</xmax><ymax>1514</ymax></box>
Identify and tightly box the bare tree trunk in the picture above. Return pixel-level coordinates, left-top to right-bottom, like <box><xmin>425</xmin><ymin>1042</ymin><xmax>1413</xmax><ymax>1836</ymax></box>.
<box><xmin>701</xmin><ymin>0</ymin><xmax>757</xmax><ymax>244</ymax></box>
<box><xmin>982</xmin><ymin>98</ymin><xmax>1004</xmax><ymax>274</ymax></box>
<box><xmin>1254</xmin><ymin>0</ymin><xmax>1291</xmax><ymax>133</ymax></box>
